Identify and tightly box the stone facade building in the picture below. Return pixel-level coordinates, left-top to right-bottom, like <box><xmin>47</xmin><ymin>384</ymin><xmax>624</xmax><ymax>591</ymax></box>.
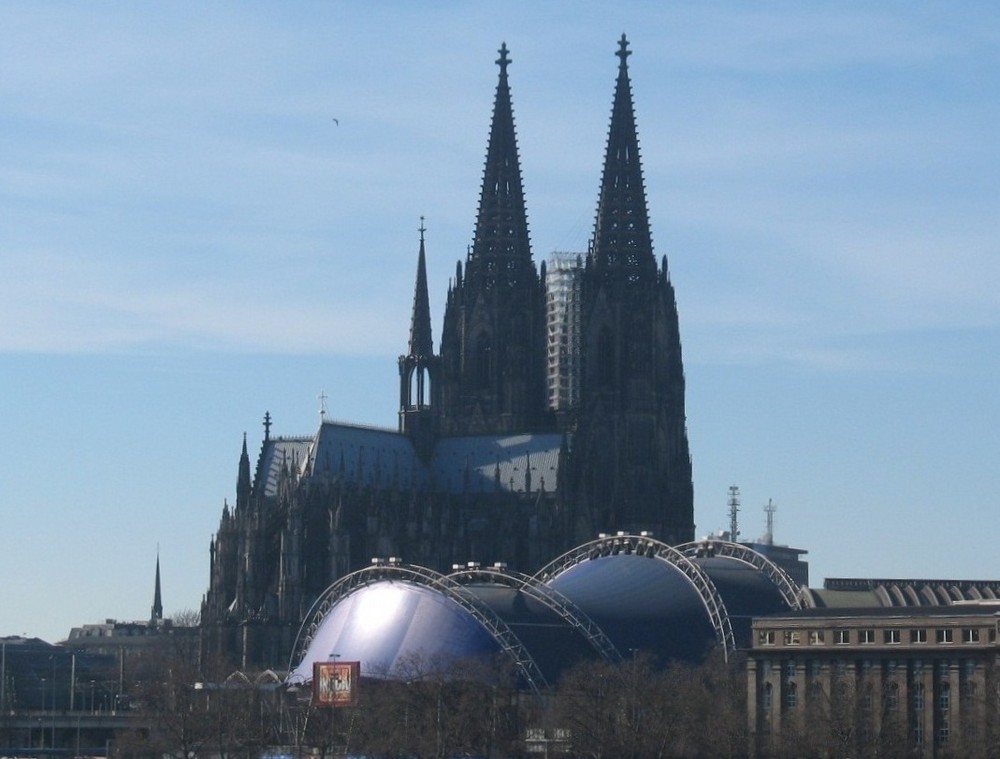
<box><xmin>748</xmin><ymin>591</ymin><xmax>1000</xmax><ymax>757</ymax></box>
<box><xmin>201</xmin><ymin>37</ymin><xmax>694</xmax><ymax>669</ymax></box>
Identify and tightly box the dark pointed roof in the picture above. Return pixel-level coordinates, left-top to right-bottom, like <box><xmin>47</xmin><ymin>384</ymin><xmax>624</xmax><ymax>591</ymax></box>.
<box><xmin>591</xmin><ymin>34</ymin><xmax>656</xmax><ymax>282</ymax></box>
<box><xmin>237</xmin><ymin>432</ymin><xmax>251</xmax><ymax>498</ymax></box>
<box><xmin>467</xmin><ymin>42</ymin><xmax>533</xmax><ymax>290</ymax></box>
<box><xmin>408</xmin><ymin>218</ymin><xmax>434</xmax><ymax>357</ymax></box>
<box><xmin>151</xmin><ymin>553</ymin><xmax>163</xmax><ymax>622</ymax></box>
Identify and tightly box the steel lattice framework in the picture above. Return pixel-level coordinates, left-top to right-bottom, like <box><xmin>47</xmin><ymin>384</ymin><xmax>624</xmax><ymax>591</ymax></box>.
<box><xmin>675</xmin><ymin>539</ymin><xmax>803</xmax><ymax>610</ymax></box>
<box><xmin>449</xmin><ymin>565</ymin><xmax>624</xmax><ymax>663</ymax></box>
<box><xmin>288</xmin><ymin>562</ymin><xmax>549</xmax><ymax>695</ymax></box>
<box><xmin>532</xmin><ymin>533</ymin><xmax>738</xmax><ymax>658</ymax></box>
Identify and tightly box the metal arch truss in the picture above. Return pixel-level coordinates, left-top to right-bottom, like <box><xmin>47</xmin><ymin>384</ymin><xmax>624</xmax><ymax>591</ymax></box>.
<box><xmin>675</xmin><ymin>539</ymin><xmax>803</xmax><ymax>610</ymax></box>
<box><xmin>532</xmin><ymin>534</ymin><xmax>737</xmax><ymax>659</ymax></box>
<box><xmin>288</xmin><ymin>562</ymin><xmax>549</xmax><ymax>696</ymax></box>
<box><xmin>449</xmin><ymin>566</ymin><xmax>624</xmax><ymax>664</ymax></box>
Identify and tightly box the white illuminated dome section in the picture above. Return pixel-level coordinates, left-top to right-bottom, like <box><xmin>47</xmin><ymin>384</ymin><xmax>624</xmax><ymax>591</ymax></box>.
<box><xmin>289</xmin><ymin>580</ymin><xmax>499</xmax><ymax>683</ymax></box>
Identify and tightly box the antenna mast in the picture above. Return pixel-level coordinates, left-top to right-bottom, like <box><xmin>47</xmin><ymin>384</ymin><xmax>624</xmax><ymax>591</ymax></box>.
<box><xmin>727</xmin><ymin>485</ymin><xmax>740</xmax><ymax>542</ymax></box>
<box><xmin>763</xmin><ymin>498</ymin><xmax>777</xmax><ymax>545</ymax></box>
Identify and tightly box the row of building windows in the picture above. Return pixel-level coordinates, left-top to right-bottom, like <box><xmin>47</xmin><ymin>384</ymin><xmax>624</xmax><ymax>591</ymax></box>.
<box><xmin>758</xmin><ymin>626</ymin><xmax>991</xmax><ymax>647</ymax></box>
<box><xmin>759</xmin><ymin>679</ymin><xmax>961</xmax><ymax>708</ymax></box>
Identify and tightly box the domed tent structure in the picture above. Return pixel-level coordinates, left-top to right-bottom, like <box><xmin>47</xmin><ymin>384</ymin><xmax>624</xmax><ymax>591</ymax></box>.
<box><xmin>287</xmin><ymin>536</ymin><xmax>802</xmax><ymax>692</ymax></box>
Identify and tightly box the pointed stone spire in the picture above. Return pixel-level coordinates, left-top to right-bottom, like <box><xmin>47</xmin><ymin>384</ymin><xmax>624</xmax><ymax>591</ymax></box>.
<box><xmin>150</xmin><ymin>551</ymin><xmax>163</xmax><ymax>624</ymax></box>
<box><xmin>408</xmin><ymin>217</ymin><xmax>434</xmax><ymax>357</ymax></box>
<box><xmin>467</xmin><ymin>42</ymin><xmax>533</xmax><ymax>290</ymax></box>
<box><xmin>591</xmin><ymin>34</ymin><xmax>656</xmax><ymax>282</ymax></box>
<box><xmin>236</xmin><ymin>432</ymin><xmax>251</xmax><ymax>509</ymax></box>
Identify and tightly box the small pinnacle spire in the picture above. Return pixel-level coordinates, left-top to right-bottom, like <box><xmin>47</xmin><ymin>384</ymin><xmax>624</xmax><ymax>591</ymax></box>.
<box><xmin>263</xmin><ymin>411</ymin><xmax>272</xmax><ymax>441</ymax></box>
<box><xmin>408</xmin><ymin>218</ymin><xmax>434</xmax><ymax>356</ymax></box>
<box><xmin>237</xmin><ymin>433</ymin><xmax>251</xmax><ymax>505</ymax></box>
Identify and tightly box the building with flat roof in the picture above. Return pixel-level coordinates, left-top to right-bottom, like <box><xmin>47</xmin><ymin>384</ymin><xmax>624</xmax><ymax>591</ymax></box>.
<box><xmin>748</xmin><ymin>599</ymin><xmax>1000</xmax><ymax>757</ymax></box>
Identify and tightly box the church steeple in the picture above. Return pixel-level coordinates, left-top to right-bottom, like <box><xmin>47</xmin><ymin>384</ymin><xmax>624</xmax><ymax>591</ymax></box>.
<box><xmin>437</xmin><ymin>43</ymin><xmax>549</xmax><ymax>436</ymax></box>
<box><xmin>570</xmin><ymin>36</ymin><xmax>694</xmax><ymax>545</ymax></box>
<box><xmin>408</xmin><ymin>218</ymin><xmax>433</xmax><ymax>357</ymax></box>
<box><xmin>150</xmin><ymin>552</ymin><xmax>163</xmax><ymax>624</ymax></box>
<box><xmin>399</xmin><ymin>220</ymin><xmax>440</xmax><ymax>450</ymax></box>
<box><xmin>465</xmin><ymin>42</ymin><xmax>534</xmax><ymax>291</ymax></box>
<box><xmin>591</xmin><ymin>34</ymin><xmax>656</xmax><ymax>284</ymax></box>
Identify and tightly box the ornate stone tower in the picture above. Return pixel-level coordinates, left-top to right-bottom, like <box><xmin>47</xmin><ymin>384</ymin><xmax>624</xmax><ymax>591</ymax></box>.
<box><xmin>438</xmin><ymin>43</ymin><xmax>549</xmax><ymax>436</ymax></box>
<box><xmin>398</xmin><ymin>220</ymin><xmax>440</xmax><ymax>457</ymax></box>
<box><xmin>566</xmin><ymin>35</ymin><xmax>694</xmax><ymax>543</ymax></box>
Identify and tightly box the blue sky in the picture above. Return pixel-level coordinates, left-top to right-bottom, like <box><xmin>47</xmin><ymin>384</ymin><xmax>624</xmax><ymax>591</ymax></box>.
<box><xmin>1</xmin><ymin>2</ymin><xmax>997</xmax><ymax>643</ymax></box>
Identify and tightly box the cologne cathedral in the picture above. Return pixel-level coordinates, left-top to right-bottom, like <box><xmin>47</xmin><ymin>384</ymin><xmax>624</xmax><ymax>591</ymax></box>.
<box><xmin>201</xmin><ymin>36</ymin><xmax>695</xmax><ymax>668</ymax></box>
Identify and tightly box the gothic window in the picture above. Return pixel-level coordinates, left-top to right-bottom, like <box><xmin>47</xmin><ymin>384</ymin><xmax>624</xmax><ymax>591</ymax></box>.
<box><xmin>476</xmin><ymin>333</ymin><xmax>492</xmax><ymax>389</ymax></box>
<box><xmin>409</xmin><ymin>366</ymin><xmax>431</xmax><ymax>408</ymax></box>
<box><xmin>597</xmin><ymin>326</ymin><xmax>614</xmax><ymax>389</ymax></box>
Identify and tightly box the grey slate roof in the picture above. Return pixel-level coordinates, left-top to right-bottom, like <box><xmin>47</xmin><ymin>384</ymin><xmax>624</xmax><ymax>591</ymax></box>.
<box><xmin>431</xmin><ymin>433</ymin><xmax>561</xmax><ymax>495</ymax></box>
<box><xmin>255</xmin><ymin>422</ymin><xmax>562</xmax><ymax>497</ymax></box>
<box><xmin>256</xmin><ymin>436</ymin><xmax>313</xmax><ymax>497</ymax></box>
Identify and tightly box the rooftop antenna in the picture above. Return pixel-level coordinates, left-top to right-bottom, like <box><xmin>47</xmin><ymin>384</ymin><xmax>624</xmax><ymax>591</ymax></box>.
<box><xmin>319</xmin><ymin>390</ymin><xmax>328</xmax><ymax>421</ymax></box>
<box><xmin>763</xmin><ymin>498</ymin><xmax>777</xmax><ymax>545</ymax></box>
<box><xmin>727</xmin><ymin>485</ymin><xmax>740</xmax><ymax>542</ymax></box>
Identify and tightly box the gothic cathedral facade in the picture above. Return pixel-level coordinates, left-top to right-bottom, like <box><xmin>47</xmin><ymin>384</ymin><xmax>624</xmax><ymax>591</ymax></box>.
<box><xmin>201</xmin><ymin>37</ymin><xmax>694</xmax><ymax>669</ymax></box>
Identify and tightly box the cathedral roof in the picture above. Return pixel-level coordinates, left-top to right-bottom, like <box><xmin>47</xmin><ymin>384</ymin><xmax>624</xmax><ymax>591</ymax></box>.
<box><xmin>255</xmin><ymin>436</ymin><xmax>313</xmax><ymax>497</ymax></box>
<box><xmin>263</xmin><ymin>422</ymin><xmax>562</xmax><ymax>496</ymax></box>
<box><xmin>431</xmin><ymin>433</ymin><xmax>561</xmax><ymax>495</ymax></box>
<box><xmin>308</xmin><ymin>421</ymin><xmax>429</xmax><ymax>490</ymax></box>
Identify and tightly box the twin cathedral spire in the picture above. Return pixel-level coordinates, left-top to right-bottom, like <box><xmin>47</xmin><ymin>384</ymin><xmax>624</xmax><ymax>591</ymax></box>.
<box><xmin>204</xmin><ymin>37</ymin><xmax>694</xmax><ymax>669</ymax></box>
<box><xmin>399</xmin><ymin>35</ymin><xmax>693</xmax><ymax>541</ymax></box>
